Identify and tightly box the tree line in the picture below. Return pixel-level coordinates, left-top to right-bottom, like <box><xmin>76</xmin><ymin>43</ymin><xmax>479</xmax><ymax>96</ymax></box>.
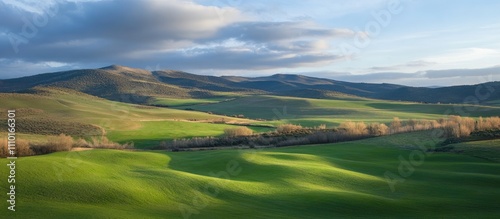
<box><xmin>158</xmin><ymin>116</ymin><xmax>500</xmax><ymax>151</ymax></box>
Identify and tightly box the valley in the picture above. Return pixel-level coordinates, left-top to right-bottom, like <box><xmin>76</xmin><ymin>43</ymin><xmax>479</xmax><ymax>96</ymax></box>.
<box><xmin>0</xmin><ymin>66</ymin><xmax>499</xmax><ymax>218</ymax></box>
<box><xmin>2</xmin><ymin>1</ymin><xmax>499</xmax><ymax>218</ymax></box>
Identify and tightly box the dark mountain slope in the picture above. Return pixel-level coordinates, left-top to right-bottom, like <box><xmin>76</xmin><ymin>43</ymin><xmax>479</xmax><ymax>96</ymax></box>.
<box><xmin>380</xmin><ymin>82</ymin><xmax>500</xmax><ymax>103</ymax></box>
<box><xmin>153</xmin><ymin>70</ymin><xmax>257</xmax><ymax>93</ymax></box>
<box><xmin>0</xmin><ymin>65</ymin><xmax>215</xmax><ymax>103</ymax></box>
<box><xmin>1</xmin><ymin>65</ymin><xmax>499</xmax><ymax>105</ymax></box>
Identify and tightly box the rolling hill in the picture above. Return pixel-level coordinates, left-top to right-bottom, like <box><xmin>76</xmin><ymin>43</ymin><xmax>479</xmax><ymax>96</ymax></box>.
<box><xmin>1</xmin><ymin>65</ymin><xmax>499</xmax><ymax>104</ymax></box>
<box><xmin>0</xmin><ymin>87</ymin><xmax>264</xmax><ymax>148</ymax></box>
<box><xmin>184</xmin><ymin>95</ymin><xmax>500</xmax><ymax>127</ymax></box>
<box><xmin>1</xmin><ymin>131</ymin><xmax>499</xmax><ymax>218</ymax></box>
<box><xmin>0</xmin><ymin>65</ymin><xmax>220</xmax><ymax>104</ymax></box>
<box><xmin>1</xmin><ymin>66</ymin><xmax>500</xmax><ymax>218</ymax></box>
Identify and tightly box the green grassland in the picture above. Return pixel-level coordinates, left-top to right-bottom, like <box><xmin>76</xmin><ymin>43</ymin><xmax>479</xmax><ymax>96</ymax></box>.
<box><xmin>442</xmin><ymin>139</ymin><xmax>500</xmax><ymax>162</ymax></box>
<box><xmin>186</xmin><ymin>95</ymin><xmax>500</xmax><ymax>127</ymax></box>
<box><xmin>0</xmin><ymin>88</ymin><xmax>265</xmax><ymax>148</ymax></box>
<box><xmin>150</xmin><ymin>97</ymin><xmax>233</xmax><ymax>107</ymax></box>
<box><xmin>486</xmin><ymin>99</ymin><xmax>500</xmax><ymax>106</ymax></box>
<box><xmin>2</xmin><ymin>88</ymin><xmax>500</xmax><ymax>148</ymax></box>
<box><xmin>106</xmin><ymin>121</ymin><xmax>273</xmax><ymax>148</ymax></box>
<box><xmin>1</xmin><ymin>131</ymin><xmax>499</xmax><ymax>218</ymax></box>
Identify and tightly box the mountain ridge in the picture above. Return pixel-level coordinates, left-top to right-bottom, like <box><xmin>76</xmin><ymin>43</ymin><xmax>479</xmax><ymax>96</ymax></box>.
<box><xmin>1</xmin><ymin>65</ymin><xmax>499</xmax><ymax>105</ymax></box>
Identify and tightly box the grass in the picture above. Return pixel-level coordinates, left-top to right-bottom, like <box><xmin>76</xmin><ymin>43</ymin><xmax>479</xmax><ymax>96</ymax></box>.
<box><xmin>150</xmin><ymin>97</ymin><xmax>229</xmax><ymax>107</ymax></box>
<box><xmin>2</xmin><ymin>89</ymin><xmax>500</xmax><ymax>147</ymax></box>
<box><xmin>107</xmin><ymin>121</ymin><xmax>272</xmax><ymax>148</ymax></box>
<box><xmin>187</xmin><ymin>95</ymin><xmax>500</xmax><ymax>127</ymax></box>
<box><xmin>2</xmin><ymin>88</ymin><xmax>500</xmax><ymax>149</ymax></box>
<box><xmin>443</xmin><ymin>139</ymin><xmax>500</xmax><ymax>162</ymax></box>
<box><xmin>1</xmin><ymin>131</ymin><xmax>499</xmax><ymax>218</ymax></box>
<box><xmin>0</xmin><ymin>88</ymin><xmax>259</xmax><ymax>147</ymax></box>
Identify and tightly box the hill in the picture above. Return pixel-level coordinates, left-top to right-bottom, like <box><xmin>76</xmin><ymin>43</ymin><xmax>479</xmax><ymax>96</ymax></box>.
<box><xmin>0</xmin><ymin>87</ymin><xmax>264</xmax><ymax>148</ymax></box>
<box><xmin>380</xmin><ymin>82</ymin><xmax>500</xmax><ymax>103</ymax></box>
<box><xmin>1</xmin><ymin>131</ymin><xmax>499</xmax><ymax>218</ymax></box>
<box><xmin>0</xmin><ymin>65</ymin><xmax>220</xmax><ymax>104</ymax></box>
<box><xmin>1</xmin><ymin>65</ymin><xmax>499</xmax><ymax>104</ymax></box>
<box><xmin>185</xmin><ymin>95</ymin><xmax>500</xmax><ymax>127</ymax></box>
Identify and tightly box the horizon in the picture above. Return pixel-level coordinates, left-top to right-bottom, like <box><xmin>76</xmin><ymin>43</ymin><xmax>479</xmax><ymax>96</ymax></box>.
<box><xmin>1</xmin><ymin>63</ymin><xmax>499</xmax><ymax>88</ymax></box>
<box><xmin>1</xmin><ymin>0</ymin><xmax>499</xmax><ymax>86</ymax></box>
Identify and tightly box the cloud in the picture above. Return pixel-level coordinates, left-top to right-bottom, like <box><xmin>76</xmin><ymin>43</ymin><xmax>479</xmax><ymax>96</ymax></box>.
<box><xmin>306</xmin><ymin>65</ymin><xmax>500</xmax><ymax>87</ymax></box>
<box><xmin>423</xmin><ymin>66</ymin><xmax>500</xmax><ymax>79</ymax></box>
<box><xmin>0</xmin><ymin>0</ymin><xmax>351</xmax><ymax>76</ymax></box>
<box><xmin>0</xmin><ymin>59</ymin><xmax>82</xmax><ymax>78</ymax></box>
<box><xmin>0</xmin><ymin>0</ymin><xmax>244</xmax><ymax>61</ymax></box>
<box><xmin>368</xmin><ymin>60</ymin><xmax>436</xmax><ymax>71</ymax></box>
<box><xmin>333</xmin><ymin>72</ymin><xmax>420</xmax><ymax>82</ymax></box>
<box><xmin>155</xmin><ymin>48</ymin><xmax>342</xmax><ymax>70</ymax></box>
<box><xmin>1</xmin><ymin>0</ymin><xmax>243</xmax><ymax>41</ymax></box>
<box><xmin>422</xmin><ymin>48</ymin><xmax>500</xmax><ymax>64</ymax></box>
<box><xmin>213</xmin><ymin>21</ymin><xmax>355</xmax><ymax>43</ymax></box>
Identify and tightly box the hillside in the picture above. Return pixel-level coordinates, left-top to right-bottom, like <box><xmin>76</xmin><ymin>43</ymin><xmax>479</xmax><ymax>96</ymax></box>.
<box><xmin>0</xmin><ymin>87</ymin><xmax>263</xmax><ymax>148</ymax></box>
<box><xmin>1</xmin><ymin>132</ymin><xmax>499</xmax><ymax>218</ymax></box>
<box><xmin>0</xmin><ymin>65</ymin><xmax>219</xmax><ymax>104</ymax></box>
<box><xmin>1</xmin><ymin>65</ymin><xmax>499</xmax><ymax>104</ymax></box>
<box><xmin>380</xmin><ymin>82</ymin><xmax>500</xmax><ymax>103</ymax></box>
<box><xmin>185</xmin><ymin>95</ymin><xmax>500</xmax><ymax>127</ymax></box>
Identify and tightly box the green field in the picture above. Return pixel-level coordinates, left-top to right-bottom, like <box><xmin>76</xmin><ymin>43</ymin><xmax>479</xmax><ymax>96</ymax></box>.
<box><xmin>0</xmin><ymin>88</ymin><xmax>261</xmax><ymax>148</ymax></box>
<box><xmin>107</xmin><ymin>121</ymin><xmax>273</xmax><ymax>148</ymax></box>
<box><xmin>486</xmin><ymin>100</ymin><xmax>500</xmax><ymax>106</ymax></box>
<box><xmin>186</xmin><ymin>95</ymin><xmax>500</xmax><ymax>127</ymax></box>
<box><xmin>150</xmin><ymin>97</ymin><xmax>230</xmax><ymax>107</ymax></box>
<box><xmin>1</xmin><ymin>132</ymin><xmax>499</xmax><ymax>218</ymax></box>
<box><xmin>2</xmin><ymin>89</ymin><xmax>500</xmax><ymax>148</ymax></box>
<box><xmin>443</xmin><ymin>139</ymin><xmax>500</xmax><ymax>162</ymax></box>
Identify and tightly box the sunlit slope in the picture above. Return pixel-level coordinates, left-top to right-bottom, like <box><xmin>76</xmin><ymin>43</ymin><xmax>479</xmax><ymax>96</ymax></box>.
<box><xmin>0</xmin><ymin>87</ymin><xmax>259</xmax><ymax>147</ymax></box>
<box><xmin>1</xmin><ymin>132</ymin><xmax>499</xmax><ymax>218</ymax></box>
<box><xmin>187</xmin><ymin>95</ymin><xmax>500</xmax><ymax>126</ymax></box>
<box><xmin>443</xmin><ymin>139</ymin><xmax>500</xmax><ymax>162</ymax></box>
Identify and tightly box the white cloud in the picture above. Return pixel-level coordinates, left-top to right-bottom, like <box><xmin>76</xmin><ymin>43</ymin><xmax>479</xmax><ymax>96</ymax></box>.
<box><xmin>368</xmin><ymin>60</ymin><xmax>436</xmax><ymax>71</ymax></box>
<box><xmin>423</xmin><ymin>48</ymin><xmax>500</xmax><ymax>64</ymax></box>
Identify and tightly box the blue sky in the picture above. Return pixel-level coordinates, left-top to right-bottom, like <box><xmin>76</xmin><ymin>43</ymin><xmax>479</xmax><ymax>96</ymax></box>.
<box><xmin>0</xmin><ymin>0</ymin><xmax>499</xmax><ymax>86</ymax></box>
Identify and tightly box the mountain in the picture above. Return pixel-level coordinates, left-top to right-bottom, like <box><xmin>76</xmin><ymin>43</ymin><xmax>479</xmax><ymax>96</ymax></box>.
<box><xmin>0</xmin><ymin>65</ymin><xmax>219</xmax><ymax>103</ymax></box>
<box><xmin>380</xmin><ymin>82</ymin><xmax>500</xmax><ymax>104</ymax></box>
<box><xmin>1</xmin><ymin>65</ymin><xmax>499</xmax><ymax>105</ymax></box>
<box><xmin>153</xmin><ymin>70</ymin><xmax>257</xmax><ymax>93</ymax></box>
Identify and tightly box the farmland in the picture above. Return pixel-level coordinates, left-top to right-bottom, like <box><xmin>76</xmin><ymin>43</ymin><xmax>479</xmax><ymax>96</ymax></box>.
<box><xmin>0</xmin><ymin>69</ymin><xmax>499</xmax><ymax>218</ymax></box>
<box><xmin>1</xmin><ymin>131</ymin><xmax>499</xmax><ymax>218</ymax></box>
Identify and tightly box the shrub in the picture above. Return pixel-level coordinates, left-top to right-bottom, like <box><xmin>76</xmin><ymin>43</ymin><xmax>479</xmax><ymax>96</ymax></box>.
<box><xmin>276</xmin><ymin>124</ymin><xmax>303</xmax><ymax>133</ymax></box>
<box><xmin>476</xmin><ymin>117</ymin><xmax>486</xmax><ymax>131</ymax></box>
<box><xmin>2</xmin><ymin>133</ymin><xmax>132</xmax><ymax>157</ymax></box>
<box><xmin>31</xmin><ymin>134</ymin><xmax>74</xmax><ymax>155</ymax></box>
<box><xmin>484</xmin><ymin>116</ymin><xmax>500</xmax><ymax>130</ymax></box>
<box><xmin>0</xmin><ymin>139</ymin><xmax>7</xmax><ymax>158</ymax></box>
<box><xmin>339</xmin><ymin>121</ymin><xmax>368</xmax><ymax>136</ymax></box>
<box><xmin>224</xmin><ymin>127</ymin><xmax>254</xmax><ymax>137</ymax></box>
<box><xmin>158</xmin><ymin>116</ymin><xmax>500</xmax><ymax>151</ymax></box>
<box><xmin>74</xmin><ymin>138</ymin><xmax>91</xmax><ymax>148</ymax></box>
<box><xmin>17</xmin><ymin>139</ymin><xmax>34</xmax><ymax>156</ymax></box>
<box><xmin>439</xmin><ymin>116</ymin><xmax>476</xmax><ymax>138</ymax></box>
<box><xmin>314</xmin><ymin>124</ymin><xmax>327</xmax><ymax>130</ymax></box>
<box><xmin>390</xmin><ymin>117</ymin><xmax>402</xmax><ymax>133</ymax></box>
<box><xmin>443</xmin><ymin>123</ymin><xmax>460</xmax><ymax>138</ymax></box>
<box><xmin>408</xmin><ymin>119</ymin><xmax>418</xmax><ymax>131</ymax></box>
<box><xmin>0</xmin><ymin>138</ymin><xmax>10</xmax><ymax>157</ymax></box>
<box><xmin>49</xmin><ymin>134</ymin><xmax>74</xmax><ymax>150</ymax></box>
<box><xmin>367</xmin><ymin>123</ymin><xmax>389</xmax><ymax>136</ymax></box>
<box><xmin>88</xmin><ymin>136</ymin><xmax>134</xmax><ymax>149</ymax></box>
<box><xmin>0</xmin><ymin>138</ymin><xmax>33</xmax><ymax>157</ymax></box>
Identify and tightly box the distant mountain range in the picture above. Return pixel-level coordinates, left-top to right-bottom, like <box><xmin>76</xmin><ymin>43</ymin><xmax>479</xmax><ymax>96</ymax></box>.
<box><xmin>1</xmin><ymin>65</ymin><xmax>499</xmax><ymax>104</ymax></box>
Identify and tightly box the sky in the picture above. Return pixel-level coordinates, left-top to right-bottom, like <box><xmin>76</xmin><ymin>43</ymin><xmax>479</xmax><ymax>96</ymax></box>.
<box><xmin>0</xmin><ymin>0</ymin><xmax>499</xmax><ymax>86</ymax></box>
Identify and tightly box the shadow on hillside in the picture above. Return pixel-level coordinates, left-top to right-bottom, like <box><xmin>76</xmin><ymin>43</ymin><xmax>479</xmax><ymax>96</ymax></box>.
<box><xmin>366</xmin><ymin>102</ymin><xmax>500</xmax><ymax>117</ymax></box>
